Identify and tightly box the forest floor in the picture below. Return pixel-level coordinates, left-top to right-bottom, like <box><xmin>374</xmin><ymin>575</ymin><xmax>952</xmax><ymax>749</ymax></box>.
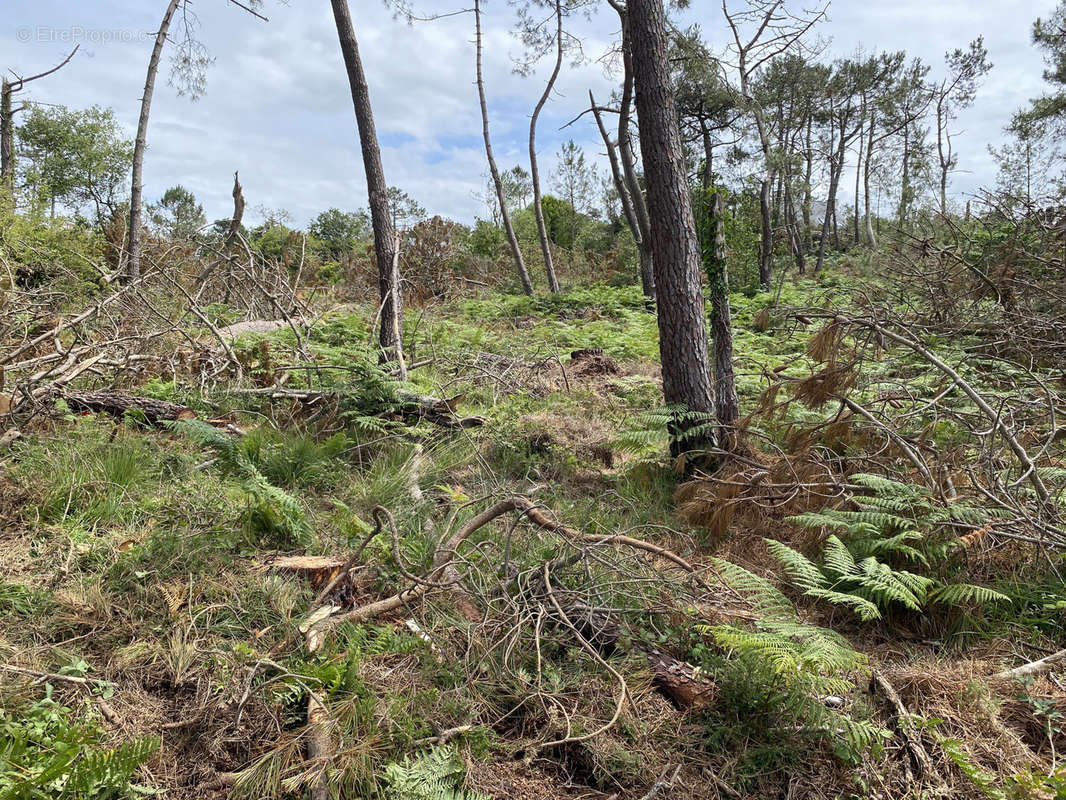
<box><xmin>2</xmin><ymin>256</ymin><xmax>1065</xmax><ymax>800</ymax></box>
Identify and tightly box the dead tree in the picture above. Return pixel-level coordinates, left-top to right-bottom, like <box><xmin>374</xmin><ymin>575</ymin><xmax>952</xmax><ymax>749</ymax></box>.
<box><xmin>125</xmin><ymin>1</ymin><xmax>267</xmax><ymax>283</ymax></box>
<box><xmin>331</xmin><ymin>0</ymin><xmax>406</xmax><ymax>377</ymax></box>
<box><xmin>527</xmin><ymin>0</ymin><xmax>565</xmax><ymax>293</ymax></box>
<box><xmin>126</xmin><ymin>0</ymin><xmax>183</xmax><ymax>282</ymax></box>
<box><xmin>608</xmin><ymin>2</ymin><xmax>656</xmax><ymax>302</ymax></box>
<box><xmin>475</xmin><ymin>0</ymin><xmax>533</xmax><ymax>295</ymax></box>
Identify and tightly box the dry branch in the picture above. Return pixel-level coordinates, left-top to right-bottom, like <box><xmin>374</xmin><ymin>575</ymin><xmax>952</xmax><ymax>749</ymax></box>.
<box><xmin>992</xmin><ymin>648</ymin><xmax>1066</xmax><ymax>681</ymax></box>
<box><xmin>64</xmin><ymin>391</ymin><xmax>196</xmax><ymax>423</ymax></box>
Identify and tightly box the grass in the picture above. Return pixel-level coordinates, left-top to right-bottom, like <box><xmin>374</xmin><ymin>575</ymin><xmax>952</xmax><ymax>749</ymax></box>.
<box><xmin>2</xmin><ymin>265</ymin><xmax>1065</xmax><ymax>800</ymax></box>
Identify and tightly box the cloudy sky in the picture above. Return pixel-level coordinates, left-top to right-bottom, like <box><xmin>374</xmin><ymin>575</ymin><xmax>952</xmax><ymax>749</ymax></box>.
<box><xmin>2</xmin><ymin>0</ymin><xmax>1056</xmax><ymax>227</ymax></box>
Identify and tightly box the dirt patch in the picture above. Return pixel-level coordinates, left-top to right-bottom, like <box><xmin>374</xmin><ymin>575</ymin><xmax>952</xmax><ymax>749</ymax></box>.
<box><xmin>568</xmin><ymin>348</ymin><xmax>621</xmax><ymax>377</ymax></box>
<box><xmin>465</xmin><ymin>757</ymin><xmax>590</xmax><ymax>800</ymax></box>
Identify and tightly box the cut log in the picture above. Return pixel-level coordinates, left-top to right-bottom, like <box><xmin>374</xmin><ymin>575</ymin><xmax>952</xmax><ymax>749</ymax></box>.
<box><xmin>562</xmin><ymin>601</ymin><xmax>714</xmax><ymax>710</ymax></box>
<box><xmin>261</xmin><ymin>555</ymin><xmax>363</xmax><ymax>605</ymax></box>
<box><xmin>64</xmin><ymin>391</ymin><xmax>196</xmax><ymax>423</ymax></box>
<box><xmin>306</xmin><ymin>692</ymin><xmax>332</xmax><ymax>800</ymax></box>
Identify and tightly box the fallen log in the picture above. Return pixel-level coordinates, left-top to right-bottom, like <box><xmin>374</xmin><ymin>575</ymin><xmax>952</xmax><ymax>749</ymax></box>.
<box><xmin>232</xmin><ymin>386</ymin><xmax>486</xmax><ymax>430</ymax></box>
<box><xmin>64</xmin><ymin>391</ymin><xmax>196</xmax><ymax>423</ymax></box>
<box><xmin>560</xmin><ymin>600</ymin><xmax>714</xmax><ymax>710</ymax></box>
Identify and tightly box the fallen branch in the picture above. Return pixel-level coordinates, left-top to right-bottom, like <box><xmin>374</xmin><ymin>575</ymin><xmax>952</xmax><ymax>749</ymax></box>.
<box><xmin>992</xmin><ymin>648</ymin><xmax>1066</xmax><ymax>680</ymax></box>
<box><xmin>870</xmin><ymin>670</ymin><xmax>941</xmax><ymax>788</ymax></box>
<box><xmin>305</xmin><ymin>498</ymin><xmax>527</xmax><ymax>651</ymax></box>
<box><xmin>64</xmin><ymin>391</ymin><xmax>196</xmax><ymax>423</ymax></box>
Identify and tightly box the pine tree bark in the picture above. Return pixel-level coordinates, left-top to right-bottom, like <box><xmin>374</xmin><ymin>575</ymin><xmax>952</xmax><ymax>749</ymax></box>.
<box><xmin>628</xmin><ymin>0</ymin><xmax>715</xmax><ymax>456</ymax></box>
<box><xmin>475</xmin><ymin>0</ymin><xmax>532</xmax><ymax>295</ymax></box>
<box><xmin>126</xmin><ymin>0</ymin><xmax>182</xmax><ymax>283</ymax></box>
<box><xmin>529</xmin><ymin>0</ymin><xmax>564</xmax><ymax>293</ymax></box>
<box><xmin>863</xmin><ymin>111</ymin><xmax>877</xmax><ymax>248</ymax></box>
<box><xmin>705</xmin><ymin>192</ymin><xmax>739</xmax><ymax>426</ymax></box>
<box><xmin>758</xmin><ymin>180</ymin><xmax>772</xmax><ymax>288</ymax></box>
<box><xmin>331</xmin><ymin>0</ymin><xmax>405</xmax><ymax>375</ymax></box>
<box><xmin>0</xmin><ymin>79</ymin><xmax>12</xmax><ymax>200</ymax></box>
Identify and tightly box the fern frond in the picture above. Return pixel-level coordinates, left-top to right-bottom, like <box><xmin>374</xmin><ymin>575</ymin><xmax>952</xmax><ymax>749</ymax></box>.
<box><xmin>710</xmin><ymin>558</ymin><xmax>794</xmax><ymax>617</ymax></box>
<box><xmin>928</xmin><ymin>583</ymin><xmax>1011</xmax><ymax>607</ymax></box>
<box><xmin>765</xmin><ymin>540</ymin><xmax>828</xmax><ymax>590</ymax></box>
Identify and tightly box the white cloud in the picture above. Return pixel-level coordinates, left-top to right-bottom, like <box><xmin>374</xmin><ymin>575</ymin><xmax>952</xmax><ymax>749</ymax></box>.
<box><xmin>2</xmin><ymin>0</ymin><xmax>1057</xmax><ymax>225</ymax></box>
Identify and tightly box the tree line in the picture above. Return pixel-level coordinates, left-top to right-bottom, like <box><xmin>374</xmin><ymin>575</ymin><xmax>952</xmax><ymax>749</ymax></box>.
<box><xmin>3</xmin><ymin>0</ymin><xmax>1065</xmax><ymax>459</ymax></box>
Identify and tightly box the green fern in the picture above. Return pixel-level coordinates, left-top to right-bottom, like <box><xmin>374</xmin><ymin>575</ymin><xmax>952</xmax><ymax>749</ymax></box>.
<box><xmin>168</xmin><ymin>419</ymin><xmax>312</xmax><ymax>547</ymax></box>
<box><xmin>781</xmin><ymin>474</ymin><xmax>1006</xmax><ymax>618</ymax></box>
<box><xmin>703</xmin><ymin>559</ymin><xmax>885</xmax><ymax>759</ymax></box>
<box><xmin>0</xmin><ymin>688</ymin><xmax>156</xmax><ymax>799</ymax></box>
<box><xmin>381</xmin><ymin>746</ymin><xmax>489</xmax><ymax>800</ymax></box>
<box><xmin>615</xmin><ymin>403</ymin><xmax>717</xmax><ymax>457</ymax></box>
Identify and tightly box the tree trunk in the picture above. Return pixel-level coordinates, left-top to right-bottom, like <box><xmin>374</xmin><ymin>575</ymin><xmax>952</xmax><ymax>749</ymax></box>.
<box><xmin>615</xmin><ymin>10</ymin><xmax>656</xmax><ymax>303</ymax></box>
<box><xmin>853</xmin><ymin>106</ymin><xmax>863</xmax><ymax>246</ymax></box>
<box><xmin>475</xmin><ymin>0</ymin><xmax>533</xmax><ymax>295</ymax></box>
<box><xmin>700</xmin><ymin>123</ymin><xmax>714</xmax><ymax>191</ymax></box>
<box><xmin>803</xmin><ymin>114</ymin><xmax>814</xmax><ymax>249</ymax></box>
<box><xmin>863</xmin><ymin>111</ymin><xmax>876</xmax><ymax>248</ymax></box>
<box><xmin>126</xmin><ymin>0</ymin><xmax>181</xmax><ymax>283</ymax></box>
<box><xmin>628</xmin><ymin>0</ymin><xmax>716</xmax><ymax>456</ymax></box>
<box><xmin>331</xmin><ymin>0</ymin><xmax>405</xmax><ymax>376</ymax></box>
<box><xmin>899</xmin><ymin>125</ymin><xmax>911</xmax><ymax>227</ymax></box>
<box><xmin>529</xmin><ymin>0</ymin><xmax>564</xmax><ymax>293</ymax></box>
<box><xmin>758</xmin><ymin>179</ymin><xmax>773</xmax><ymax>289</ymax></box>
<box><xmin>0</xmin><ymin>79</ymin><xmax>13</xmax><ymax>201</ymax></box>
<box><xmin>705</xmin><ymin>192</ymin><xmax>739</xmax><ymax>426</ymax></box>
<box><xmin>591</xmin><ymin>91</ymin><xmax>640</xmax><ymax>248</ymax></box>
<box><xmin>784</xmin><ymin>179</ymin><xmax>805</xmax><ymax>274</ymax></box>
<box><xmin>592</xmin><ymin>90</ymin><xmax>655</xmax><ymax>304</ymax></box>
<box><xmin>936</xmin><ymin>97</ymin><xmax>948</xmax><ymax>216</ymax></box>
<box><xmin>816</xmin><ymin>135</ymin><xmax>844</xmax><ymax>273</ymax></box>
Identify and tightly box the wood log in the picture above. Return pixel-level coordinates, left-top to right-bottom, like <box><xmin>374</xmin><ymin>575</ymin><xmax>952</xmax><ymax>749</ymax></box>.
<box><xmin>561</xmin><ymin>601</ymin><xmax>714</xmax><ymax>710</ymax></box>
<box><xmin>64</xmin><ymin>391</ymin><xmax>196</xmax><ymax>423</ymax></box>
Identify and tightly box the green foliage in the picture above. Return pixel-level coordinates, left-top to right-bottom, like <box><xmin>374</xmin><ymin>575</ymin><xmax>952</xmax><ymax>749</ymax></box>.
<box><xmin>0</xmin><ymin>583</ymin><xmax>52</xmax><ymax>617</ymax></box>
<box><xmin>615</xmin><ymin>404</ymin><xmax>717</xmax><ymax>459</ymax></box>
<box><xmin>0</xmin><ymin>686</ymin><xmax>156</xmax><ymax>799</ymax></box>
<box><xmin>167</xmin><ymin>419</ymin><xmax>312</xmax><ymax>548</ymax></box>
<box><xmin>149</xmin><ymin>185</ymin><xmax>206</xmax><ymax>240</ymax></box>
<box><xmin>699</xmin><ymin>559</ymin><xmax>884</xmax><ymax>764</ymax></box>
<box><xmin>767</xmin><ymin>536</ymin><xmax>933</xmax><ymax>620</ymax></box>
<box><xmin>309</xmin><ymin>207</ymin><xmax>370</xmax><ymax>257</ymax></box>
<box><xmin>14</xmin><ymin>420</ymin><xmax>161</xmax><ymax>530</ymax></box>
<box><xmin>237</xmin><ymin>427</ymin><xmax>347</xmax><ymax>489</ymax></box>
<box><xmin>0</xmin><ymin>205</ymin><xmax>105</xmax><ymax>291</ymax></box>
<box><xmin>464</xmin><ymin>219</ymin><xmax>505</xmax><ymax>258</ymax></box>
<box><xmin>780</xmin><ymin>475</ymin><xmax>1009</xmax><ymax>619</ymax></box>
<box><xmin>16</xmin><ymin>105</ymin><xmax>132</xmax><ymax>221</ymax></box>
<box><xmin>381</xmin><ymin>746</ymin><xmax>488</xmax><ymax>800</ymax></box>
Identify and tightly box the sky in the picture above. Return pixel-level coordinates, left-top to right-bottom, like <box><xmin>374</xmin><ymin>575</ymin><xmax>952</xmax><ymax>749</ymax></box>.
<box><xmin>1</xmin><ymin>0</ymin><xmax>1057</xmax><ymax>227</ymax></box>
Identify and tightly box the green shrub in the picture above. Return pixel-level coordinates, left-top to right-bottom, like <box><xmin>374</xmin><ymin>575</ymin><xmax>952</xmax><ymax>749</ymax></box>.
<box><xmin>0</xmin><ymin>686</ymin><xmax>156</xmax><ymax>799</ymax></box>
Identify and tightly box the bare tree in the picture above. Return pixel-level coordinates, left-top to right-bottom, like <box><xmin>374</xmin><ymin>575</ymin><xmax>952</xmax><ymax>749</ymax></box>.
<box><xmin>125</xmin><ymin>1</ymin><xmax>267</xmax><ymax>283</ymax></box>
<box><xmin>524</xmin><ymin>0</ymin><xmax>565</xmax><ymax>293</ymax></box>
<box><xmin>331</xmin><ymin>0</ymin><xmax>406</xmax><ymax>377</ymax></box>
<box><xmin>722</xmin><ymin>0</ymin><xmax>825</xmax><ymax>288</ymax></box>
<box><xmin>0</xmin><ymin>46</ymin><xmax>79</xmax><ymax>202</ymax></box>
<box><xmin>628</xmin><ymin>0</ymin><xmax>717</xmax><ymax>456</ymax></box>
<box><xmin>475</xmin><ymin>0</ymin><xmax>533</xmax><ymax>294</ymax></box>
<box><xmin>125</xmin><ymin>0</ymin><xmax>182</xmax><ymax>283</ymax></box>
<box><xmin>934</xmin><ymin>38</ymin><xmax>991</xmax><ymax>215</ymax></box>
<box><xmin>613</xmin><ymin>4</ymin><xmax>656</xmax><ymax>301</ymax></box>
